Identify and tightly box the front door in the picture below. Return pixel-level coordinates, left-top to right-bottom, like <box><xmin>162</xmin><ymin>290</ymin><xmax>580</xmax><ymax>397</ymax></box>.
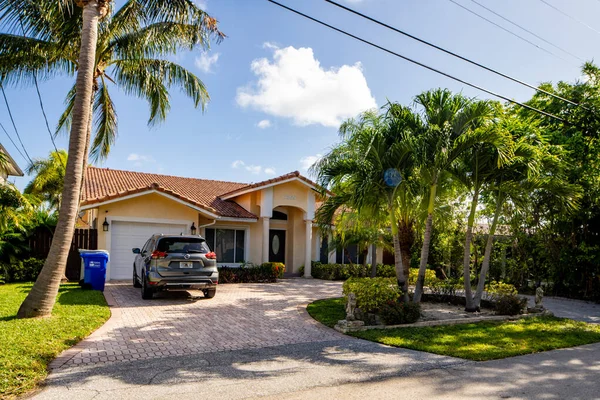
<box><xmin>269</xmin><ymin>230</ymin><xmax>286</xmax><ymax>263</ymax></box>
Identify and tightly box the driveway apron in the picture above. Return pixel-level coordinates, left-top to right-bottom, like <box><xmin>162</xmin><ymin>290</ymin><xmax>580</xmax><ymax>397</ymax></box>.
<box><xmin>50</xmin><ymin>279</ymin><xmax>348</xmax><ymax>369</ymax></box>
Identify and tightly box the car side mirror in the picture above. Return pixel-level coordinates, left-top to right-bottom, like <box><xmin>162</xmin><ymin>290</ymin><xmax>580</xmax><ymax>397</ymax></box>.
<box><xmin>132</xmin><ymin>248</ymin><xmax>141</xmax><ymax>254</ymax></box>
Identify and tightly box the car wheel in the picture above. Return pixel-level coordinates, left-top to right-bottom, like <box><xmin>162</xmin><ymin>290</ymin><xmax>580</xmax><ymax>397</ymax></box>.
<box><xmin>141</xmin><ymin>273</ymin><xmax>154</xmax><ymax>300</ymax></box>
<box><xmin>204</xmin><ymin>289</ymin><xmax>216</xmax><ymax>299</ymax></box>
<box><xmin>133</xmin><ymin>265</ymin><xmax>142</xmax><ymax>288</ymax></box>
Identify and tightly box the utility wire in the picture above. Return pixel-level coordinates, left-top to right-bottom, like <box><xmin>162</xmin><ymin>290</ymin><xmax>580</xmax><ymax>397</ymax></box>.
<box><xmin>447</xmin><ymin>0</ymin><xmax>569</xmax><ymax>64</ymax></box>
<box><xmin>539</xmin><ymin>0</ymin><xmax>600</xmax><ymax>36</ymax></box>
<box><xmin>469</xmin><ymin>0</ymin><xmax>583</xmax><ymax>62</ymax></box>
<box><xmin>326</xmin><ymin>0</ymin><xmax>581</xmax><ymax>108</ymax></box>
<box><xmin>0</xmin><ymin>84</ymin><xmax>33</xmax><ymax>165</ymax></box>
<box><xmin>32</xmin><ymin>70</ymin><xmax>66</xmax><ymax>170</ymax></box>
<box><xmin>267</xmin><ymin>0</ymin><xmax>566</xmax><ymax>123</ymax></box>
<box><xmin>0</xmin><ymin>121</ymin><xmax>28</xmax><ymax>163</ymax></box>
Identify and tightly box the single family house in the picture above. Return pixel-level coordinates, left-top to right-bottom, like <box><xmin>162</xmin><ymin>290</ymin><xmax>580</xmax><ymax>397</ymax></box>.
<box><xmin>81</xmin><ymin>167</ymin><xmax>352</xmax><ymax>281</ymax></box>
<box><xmin>0</xmin><ymin>143</ymin><xmax>24</xmax><ymax>184</ymax></box>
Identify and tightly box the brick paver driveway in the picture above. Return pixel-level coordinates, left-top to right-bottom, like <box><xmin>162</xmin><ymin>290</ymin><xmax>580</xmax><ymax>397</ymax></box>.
<box><xmin>51</xmin><ymin>279</ymin><xmax>346</xmax><ymax>369</ymax></box>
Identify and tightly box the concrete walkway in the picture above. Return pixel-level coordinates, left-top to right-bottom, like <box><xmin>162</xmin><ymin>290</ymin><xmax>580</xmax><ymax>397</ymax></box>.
<box><xmin>32</xmin><ymin>280</ymin><xmax>600</xmax><ymax>399</ymax></box>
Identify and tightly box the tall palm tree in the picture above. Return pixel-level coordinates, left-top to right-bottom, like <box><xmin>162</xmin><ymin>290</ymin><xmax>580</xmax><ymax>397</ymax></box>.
<box><xmin>412</xmin><ymin>89</ymin><xmax>499</xmax><ymax>303</ymax></box>
<box><xmin>471</xmin><ymin>116</ymin><xmax>580</xmax><ymax>309</ymax></box>
<box><xmin>0</xmin><ymin>0</ymin><xmax>224</xmax><ymax>161</ymax></box>
<box><xmin>24</xmin><ymin>149</ymin><xmax>67</xmax><ymax>211</ymax></box>
<box><xmin>313</xmin><ymin>105</ymin><xmax>421</xmax><ymax>300</ymax></box>
<box><xmin>9</xmin><ymin>0</ymin><xmax>223</xmax><ymax>318</ymax></box>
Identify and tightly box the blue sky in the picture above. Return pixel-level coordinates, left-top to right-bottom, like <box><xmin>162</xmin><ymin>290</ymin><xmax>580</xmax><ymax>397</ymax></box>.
<box><xmin>2</xmin><ymin>0</ymin><xmax>600</xmax><ymax>190</ymax></box>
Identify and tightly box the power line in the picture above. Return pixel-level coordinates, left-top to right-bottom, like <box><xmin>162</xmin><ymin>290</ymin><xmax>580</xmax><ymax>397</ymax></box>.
<box><xmin>326</xmin><ymin>0</ymin><xmax>581</xmax><ymax>109</ymax></box>
<box><xmin>539</xmin><ymin>0</ymin><xmax>600</xmax><ymax>36</ymax></box>
<box><xmin>267</xmin><ymin>0</ymin><xmax>566</xmax><ymax>123</ymax></box>
<box><xmin>0</xmin><ymin>83</ymin><xmax>33</xmax><ymax>165</ymax></box>
<box><xmin>469</xmin><ymin>0</ymin><xmax>583</xmax><ymax>62</ymax></box>
<box><xmin>0</xmin><ymin>121</ymin><xmax>28</xmax><ymax>163</ymax></box>
<box><xmin>447</xmin><ymin>0</ymin><xmax>570</xmax><ymax>64</ymax></box>
<box><xmin>32</xmin><ymin>72</ymin><xmax>66</xmax><ymax>169</ymax></box>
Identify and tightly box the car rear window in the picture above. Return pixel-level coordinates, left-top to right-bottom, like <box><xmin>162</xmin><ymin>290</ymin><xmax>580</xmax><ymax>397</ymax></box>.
<box><xmin>156</xmin><ymin>238</ymin><xmax>211</xmax><ymax>254</ymax></box>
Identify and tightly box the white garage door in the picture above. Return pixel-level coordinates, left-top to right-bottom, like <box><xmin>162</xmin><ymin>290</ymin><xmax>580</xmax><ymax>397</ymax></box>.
<box><xmin>109</xmin><ymin>221</ymin><xmax>187</xmax><ymax>280</ymax></box>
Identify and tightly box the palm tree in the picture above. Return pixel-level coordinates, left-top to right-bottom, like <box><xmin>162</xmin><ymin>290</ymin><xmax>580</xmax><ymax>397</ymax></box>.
<box><xmin>313</xmin><ymin>105</ymin><xmax>421</xmax><ymax>300</ymax></box>
<box><xmin>412</xmin><ymin>89</ymin><xmax>499</xmax><ymax>303</ymax></box>
<box><xmin>10</xmin><ymin>0</ymin><xmax>223</xmax><ymax>318</ymax></box>
<box><xmin>0</xmin><ymin>0</ymin><xmax>224</xmax><ymax>162</ymax></box>
<box><xmin>24</xmin><ymin>149</ymin><xmax>67</xmax><ymax>211</ymax></box>
<box><xmin>471</xmin><ymin>116</ymin><xmax>580</xmax><ymax>309</ymax></box>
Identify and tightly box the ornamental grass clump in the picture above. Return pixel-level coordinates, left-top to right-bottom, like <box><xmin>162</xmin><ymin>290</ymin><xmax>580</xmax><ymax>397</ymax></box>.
<box><xmin>342</xmin><ymin>277</ymin><xmax>400</xmax><ymax>313</ymax></box>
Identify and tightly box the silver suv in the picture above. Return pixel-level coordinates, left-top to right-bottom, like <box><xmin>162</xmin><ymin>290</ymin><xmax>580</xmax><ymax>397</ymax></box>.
<box><xmin>132</xmin><ymin>234</ymin><xmax>218</xmax><ymax>300</ymax></box>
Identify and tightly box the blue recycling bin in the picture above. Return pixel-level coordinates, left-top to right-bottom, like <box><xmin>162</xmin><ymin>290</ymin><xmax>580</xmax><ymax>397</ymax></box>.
<box><xmin>80</xmin><ymin>250</ymin><xmax>109</xmax><ymax>291</ymax></box>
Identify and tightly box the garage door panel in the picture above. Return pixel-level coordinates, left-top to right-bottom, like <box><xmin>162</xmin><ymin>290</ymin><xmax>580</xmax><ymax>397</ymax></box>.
<box><xmin>109</xmin><ymin>221</ymin><xmax>187</xmax><ymax>280</ymax></box>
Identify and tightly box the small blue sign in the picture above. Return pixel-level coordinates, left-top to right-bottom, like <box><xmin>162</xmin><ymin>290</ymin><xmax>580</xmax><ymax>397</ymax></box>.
<box><xmin>384</xmin><ymin>168</ymin><xmax>402</xmax><ymax>187</ymax></box>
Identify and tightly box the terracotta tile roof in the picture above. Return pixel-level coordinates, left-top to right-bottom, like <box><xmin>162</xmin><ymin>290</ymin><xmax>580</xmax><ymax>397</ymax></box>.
<box><xmin>220</xmin><ymin>170</ymin><xmax>326</xmax><ymax>198</ymax></box>
<box><xmin>82</xmin><ymin>167</ymin><xmax>257</xmax><ymax>219</ymax></box>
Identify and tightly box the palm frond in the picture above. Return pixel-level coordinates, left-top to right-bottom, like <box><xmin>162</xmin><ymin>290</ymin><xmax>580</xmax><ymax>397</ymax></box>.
<box><xmin>90</xmin><ymin>77</ymin><xmax>118</xmax><ymax>162</ymax></box>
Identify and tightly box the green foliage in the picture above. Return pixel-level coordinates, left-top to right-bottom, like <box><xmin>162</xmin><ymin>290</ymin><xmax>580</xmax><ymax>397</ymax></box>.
<box><xmin>0</xmin><ymin>185</ymin><xmax>23</xmax><ymax>209</ymax></box>
<box><xmin>0</xmin><ymin>283</ymin><xmax>110</xmax><ymax>397</ymax></box>
<box><xmin>2</xmin><ymin>258</ymin><xmax>45</xmax><ymax>283</ymax></box>
<box><xmin>350</xmin><ymin>316</ymin><xmax>600</xmax><ymax>361</ymax></box>
<box><xmin>494</xmin><ymin>294</ymin><xmax>527</xmax><ymax>316</ymax></box>
<box><xmin>379</xmin><ymin>301</ymin><xmax>421</xmax><ymax>325</ymax></box>
<box><xmin>485</xmin><ymin>281</ymin><xmax>518</xmax><ymax>299</ymax></box>
<box><xmin>24</xmin><ymin>150</ymin><xmax>67</xmax><ymax>211</ymax></box>
<box><xmin>218</xmin><ymin>263</ymin><xmax>284</xmax><ymax>283</ymax></box>
<box><xmin>306</xmin><ymin>297</ymin><xmax>346</xmax><ymax>328</ymax></box>
<box><xmin>342</xmin><ymin>277</ymin><xmax>400</xmax><ymax>313</ymax></box>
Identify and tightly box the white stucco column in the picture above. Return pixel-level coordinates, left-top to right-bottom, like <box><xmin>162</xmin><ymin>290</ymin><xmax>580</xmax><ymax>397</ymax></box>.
<box><xmin>260</xmin><ymin>187</ymin><xmax>274</xmax><ymax>264</ymax></box>
<box><xmin>304</xmin><ymin>219</ymin><xmax>313</xmax><ymax>277</ymax></box>
<box><xmin>262</xmin><ymin>217</ymin><xmax>270</xmax><ymax>263</ymax></box>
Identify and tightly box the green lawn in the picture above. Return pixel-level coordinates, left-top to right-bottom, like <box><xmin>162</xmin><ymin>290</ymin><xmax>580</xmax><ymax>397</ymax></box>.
<box><xmin>0</xmin><ymin>283</ymin><xmax>110</xmax><ymax>399</ymax></box>
<box><xmin>308</xmin><ymin>297</ymin><xmax>600</xmax><ymax>361</ymax></box>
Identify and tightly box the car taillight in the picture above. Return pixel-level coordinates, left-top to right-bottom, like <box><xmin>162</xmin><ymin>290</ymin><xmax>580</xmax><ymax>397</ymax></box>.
<box><xmin>151</xmin><ymin>250</ymin><xmax>167</xmax><ymax>259</ymax></box>
<box><xmin>205</xmin><ymin>252</ymin><xmax>217</xmax><ymax>260</ymax></box>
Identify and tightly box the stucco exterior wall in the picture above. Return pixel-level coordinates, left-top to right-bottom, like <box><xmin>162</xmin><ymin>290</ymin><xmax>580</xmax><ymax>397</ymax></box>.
<box><xmin>96</xmin><ymin>193</ymin><xmax>201</xmax><ymax>250</ymax></box>
<box><xmin>272</xmin><ymin>181</ymin><xmax>310</xmax><ymax>212</ymax></box>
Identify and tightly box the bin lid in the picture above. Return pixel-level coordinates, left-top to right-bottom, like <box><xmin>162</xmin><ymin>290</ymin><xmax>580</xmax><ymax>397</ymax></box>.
<box><xmin>79</xmin><ymin>249</ymin><xmax>110</xmax><ymax>261</ymax></box>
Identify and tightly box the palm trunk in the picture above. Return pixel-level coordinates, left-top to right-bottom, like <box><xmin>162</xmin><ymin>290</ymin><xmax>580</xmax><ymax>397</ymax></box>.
<box><xmin>473</xmin><ymin>194</ymin><xmax>504</xmax><ymax>308</ymax></box>
<box><xmin>463</xmin><ymin>187</ymin><xmax>480</xmax><ymax>312</ymax></box>
<box><xmin>413</xmin><ymin>183</ymin><xmax>437</xmax><ymax>303</ymax></box>
<box><xmin>398</xmin><ymin>219</ymin><xmax>414</xmax><ymax>288</ymax></box>
<box><xmin>17</xmin><ymin>1</ymin><xmax>103</xmax><ymax>318</ymax></box>
<box><xmin>390</xmin><ymin>208</ymin><xmax>408</xmax><ymax>302</ymax></box>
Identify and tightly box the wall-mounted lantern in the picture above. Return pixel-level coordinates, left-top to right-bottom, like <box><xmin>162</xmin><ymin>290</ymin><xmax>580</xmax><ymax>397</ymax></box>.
<box><xmin>102</xmin><ymin>218</ymin><xmax>110</xmax><ymax>232</ymax></box>
<box><xmin>190</xmin><ymin>222</ymin><xmax>197</xmax><ymax>235</ymax></box>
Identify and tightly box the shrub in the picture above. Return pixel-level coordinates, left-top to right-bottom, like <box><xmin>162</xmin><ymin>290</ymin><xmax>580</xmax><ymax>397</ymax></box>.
<box><xmin>494</xmin><ymin>294</ymin><xmax>527</xmax><ymax>316</ymax></box>
<box><xmin>342</xmin><ymin>277</ymin><xmax>400</xmax><ymax>313</ymax></box>
<box><xmin>485</xmin><ymin>281</ymin><xmax>518</xmax><ymax>301</ymax></box>
<box><xmin>218</xmin><ymin>262</ymin><xmax>284</xmax><ymax>283</ymax></box>
<box><xmin>379</xmin><ymin>301</ymin><xmax>421</xmax><ymax>325</ymax></box>
<box><xmin>376</xmin><ymin>264</ymin><xmax>396</xmax><ymax>278</ymax></box>
<box><xmin>429</xmin><ymin>278</ymin><xmax>461</xmax><ymax>299</ymax></box>
<box><xmin>408</xmin><ymin>268</ymin><xmax>438</xmax><ymax>285</ymax></box>
<box><xmin>3</xmin><ymin>258</ymin><xmax>45</xmax><ymax>282</ymax></box>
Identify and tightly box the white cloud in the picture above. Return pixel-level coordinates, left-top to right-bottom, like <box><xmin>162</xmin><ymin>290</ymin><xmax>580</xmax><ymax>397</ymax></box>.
<box><xmin>195</xmin><ymin>51</ymin><xmax>219</xmax><ymax>73</ymax></box>
<box><xmin>300</xmin><ymin>154</ymin><xmax>322</xmax><ymax>171</ymax></box>
<box><xmin>195</xmin><ymin>0</ymin><xmax>208</xmax><ymax>10</ymax></box>
<box><xmin>262</xmin><ymin>42</ymin><xmax>279</xmax><ymax>50</ymax></box>
<box><xmin>231</xmin><ymin>160</ymin><xmax>269</xmax><ymax>175</ymax></box>
<box><xmin>236</xmin><ymin>45</ymin><xmax>376</xmax><ymax>127</ymax></box>
<box><xmin>257</xmin><ymin>119</ymin><xmax>272</xmax><ymax>129</ymax></box>
<box><xmin>127</xmin><ymin>153</ymin><xmax>155</xmax><ymax>167</ymax></box>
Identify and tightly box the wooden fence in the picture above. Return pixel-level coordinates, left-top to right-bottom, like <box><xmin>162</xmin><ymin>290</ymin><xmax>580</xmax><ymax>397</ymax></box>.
<box><xmin>29</xmin><ymin>228</ymin><xmax>98</xmax><ymax>281</ymax></box>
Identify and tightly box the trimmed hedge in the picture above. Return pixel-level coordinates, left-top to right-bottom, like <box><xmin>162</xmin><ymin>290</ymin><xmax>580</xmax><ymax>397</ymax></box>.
<box><xmin>218</xmin><ymin>262</ymin><xmax>284</xmax><ymax>283</ymax></box>
<box><xmin>306</xmin><ymin>262</ymin><xmax>439</xmax><ymax>285</ymax></box>
<box><xmin>379</xmin><ymin>301</ymin><xmax>421</xmax><ymax>325</ymax></box>
<box><xmin>342</xmin><ymin>277</ymin><xmax>400</xmax><ymax>313</ymax></box>
<box><xmin>1</xmin><ymin>258</ymin><xmax>45</xmax><ymax>283</ymax></box>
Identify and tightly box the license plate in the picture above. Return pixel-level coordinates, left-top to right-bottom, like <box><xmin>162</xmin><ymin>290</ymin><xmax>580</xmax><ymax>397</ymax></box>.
<box><xmin>180</xmin><ymin>262</ymin><xmax>193</xmax><ymax>268</ymax></box>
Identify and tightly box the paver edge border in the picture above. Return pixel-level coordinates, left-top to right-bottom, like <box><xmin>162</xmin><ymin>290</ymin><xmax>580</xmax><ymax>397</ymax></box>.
<box><xmin>48</xmin><ymin>288</ymin><xmax>121</xmax><ymax>370</ymax></box>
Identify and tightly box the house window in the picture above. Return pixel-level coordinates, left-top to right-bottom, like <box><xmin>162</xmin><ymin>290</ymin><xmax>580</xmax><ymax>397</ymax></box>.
<box><xmin>335</xmin><ymin>244</ymin><xmax>364</xmax><ymax>265</ymax></box>
<box><xmin>205</xmin><ymin>228</ymin><xmax>246</xmax><ymax>263</ymax></box>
